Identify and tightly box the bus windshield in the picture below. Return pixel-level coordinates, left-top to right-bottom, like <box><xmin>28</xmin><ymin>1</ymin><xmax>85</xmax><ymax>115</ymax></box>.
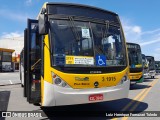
<box><xmin>128</xmin><ymin>50</ymin><xmax>142</xmax><ymax>66</ymax></box>
<box><xmin>146</xmin><ymin>57</ymin><xmax>155</xmax><ymax>70</ymax></box>
<box><xmin>142</xmin><ymin>54</ymin><xmax>149</xmax><ymax>68</ymax></box>
<box><xmin>155</xmin><ymin>61</ymin><xmax>160</xmax><ymax>70</ymax></box>
<box><xmin>50</xmin><ymin>19</ymin><xmax>126</xmax><ymax>67</ymax></box>
<box><xmin>127</xmin><ymin>43</ymin><xmax>142</xmax><ymax>67</ymax></box>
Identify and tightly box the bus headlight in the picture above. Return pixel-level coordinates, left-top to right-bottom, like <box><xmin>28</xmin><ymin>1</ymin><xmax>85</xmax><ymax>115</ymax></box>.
<box><xmin>55</xmin><ymin>78</ymin><xmax>62</xmax><ymax>85</ymax></box>
<box><xmin>62</xmin><ymin>82</ymin><xmax>67</xmax><ymax>87</ymax></box>
<box><xmin>52</xmin><ymin>72</ymin><xmax>71</xmax><ymax>88</ymax></box>
<box><xmin>118</xmin><ymin>75</ymin><xmax>128</xmax><ymax>85</ymax></box>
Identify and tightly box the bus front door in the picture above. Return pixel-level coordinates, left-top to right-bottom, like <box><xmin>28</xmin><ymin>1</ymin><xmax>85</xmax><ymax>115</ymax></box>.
<box><xmin>26</xmin><ymin>19</ymin><xmax>41</xmax><ymax>103</ymax></box>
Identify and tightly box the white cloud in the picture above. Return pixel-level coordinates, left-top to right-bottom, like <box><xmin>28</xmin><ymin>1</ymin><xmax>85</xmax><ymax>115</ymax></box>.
<box><xmin>26</xmin><ymin>0</ymin><xmax>32</xmax><ymax>6</ymax></box>
<box><xmin>155</xmin><ymin>48</ymin><xmax>160</xmax><ymax>52</ymax></box>
<box><xmin>0</xmin><ymin>32</ymin><xmax>24</xmax><ymax>56</ymax></box>
<box><xmin>141</xmin><ymin>28</ymin><xmax>160</xmax><ymax>35</ymax></box>
<box><xmin>121</xmin><ymin>17</ymin><xmax>160</xmax><ymax>46</ymax></box>
<box><xmin>121</xmin><ymin>18</ymin><xmax>142</xmax><ymax>43</ymax></box>
<box><xmin>121</xmin><ymin>17</ymin><xmax>160</xmax><ymax>60</ymax></box>
<box><xmin>25</xmin><ymin>0</ymin><xmax>40</xmax><ymax>6</ymax></box>
<box><xmin>132</xmin><ymin>26</ymin><xmax>141</xmax><ymax>33</ymax></box>
<box><xmin>140</xmin><ymin>39</ymin><xmax>160</xmax><ymax>46</ymax></box>
<box><xmin>153</xmin><ymin>53</ymin><xmax>160</xmax><ymax>62</ymax></box>
<box><xmin>0</xmin><ymin>32</ymin><xmax>23</xmax><ymax>39</ymax></box>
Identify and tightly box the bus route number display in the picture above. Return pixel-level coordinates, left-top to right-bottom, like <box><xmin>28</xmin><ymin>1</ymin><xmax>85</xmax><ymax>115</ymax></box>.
<box><xmin>66</xmin><ymin>56</ymin><xmax>94</xmax><ymax>65</ymax></box>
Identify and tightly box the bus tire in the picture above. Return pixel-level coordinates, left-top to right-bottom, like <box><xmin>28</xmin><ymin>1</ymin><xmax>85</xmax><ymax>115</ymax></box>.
<box><xmin>130</xmin><ymin>82</ymin><xmax>135</xmax><ymax>89</ymax></box>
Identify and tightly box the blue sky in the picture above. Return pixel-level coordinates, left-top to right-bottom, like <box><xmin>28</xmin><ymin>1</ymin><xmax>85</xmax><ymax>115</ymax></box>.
<box><xmin>0</xmin><ymin>0</ymin><xmax>160</xmax><ymax>60</ymax></box>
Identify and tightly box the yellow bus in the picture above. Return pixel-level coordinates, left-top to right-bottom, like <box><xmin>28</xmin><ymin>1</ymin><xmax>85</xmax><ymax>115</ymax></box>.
<box><xmin>127</xmin><ymin>43</ymin><xmax>143</xmax><ymax>84</ymax></box>
<box><xmin>20</xmin><ymin>2</ymin><xmax>130</xmax><ymax>106</ymax></box>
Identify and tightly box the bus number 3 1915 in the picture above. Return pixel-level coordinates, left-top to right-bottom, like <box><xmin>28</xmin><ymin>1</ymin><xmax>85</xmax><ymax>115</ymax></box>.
<box><xmin>102</xmin><ymin>77</ymin><xmax>116</xmax><ymax>82</ymax></box>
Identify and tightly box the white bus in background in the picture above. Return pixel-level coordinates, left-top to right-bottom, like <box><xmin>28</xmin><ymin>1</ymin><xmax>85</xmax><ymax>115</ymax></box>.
<box><xmin>144</xmin><ymin>56</ymin><xmax>156</xmax><ymax>79</ymax></box>
<box><xmin>142</xmin><ymin>54</ymin><xmax>149</xmax><ymax>79</ymax></box>
<box><xmin>20</xmin><ymin>49</ymin><xmax>24</xmax><ymax>87</ymax></box>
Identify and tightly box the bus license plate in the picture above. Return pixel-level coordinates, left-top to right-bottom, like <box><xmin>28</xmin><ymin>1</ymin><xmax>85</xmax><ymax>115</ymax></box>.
<box><xmin>89</xmin><ymin>94</ymin><xmax>103</xmax><ymax>101</ymax></box>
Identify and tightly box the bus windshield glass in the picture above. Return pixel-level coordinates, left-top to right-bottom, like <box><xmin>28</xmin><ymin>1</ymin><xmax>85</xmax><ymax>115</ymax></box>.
<box><xmin>127</xmin><ymin>44</ymin><xmax>142</xmax><ymax>66</ymax></box>
<box><xmin>50</xmin><ymin>19</ymin><xmax>126</xmax><ymax>67</ymax></box>
<box><xmin>128</xmin><ymin>50</ymin><xmax>142</xmax><ymax>65</ymax></box>
<box><xmin>155</xmin><ymin>61</ymin><xmax>160</xmax><ymax>70</ymax></box>
<box><xmin>142</xmin><ymin>54</ymin><xmax>148</xmax><ymax>68</ymax></box>
<box><xmin>146</xmin><ymin>57</ymin><xmax>155</xmax><ymax>70</ymax></box>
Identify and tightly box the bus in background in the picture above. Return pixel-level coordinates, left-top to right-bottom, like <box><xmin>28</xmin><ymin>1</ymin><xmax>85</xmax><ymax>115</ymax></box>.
<box><xmin>142</xmin><ymin>54</ymin><xmax>149</xmax><ymax>78</ymax></box>
<box><xmin>155</xmin><ymin>61</ymin><xmax>160</xmax><ymax>73</ymax></box>
<box><xmin>20</xmin><ymin>2</ymin><xmax>130</xmax><ymax>106</ymax></box>
<box><xmin>127</xmin><ymin>43</ymin><xmax>143</xmax><ymax>84</ymax></box>
<box><xmin>145</xmin><ymin>56</ymin><xmax>156</xmax><ymax>78</ymax></box>
<box><xmin>20</xmin><ymin>49</ymin><xmax>24</xmax><ymax>87</ymax></box>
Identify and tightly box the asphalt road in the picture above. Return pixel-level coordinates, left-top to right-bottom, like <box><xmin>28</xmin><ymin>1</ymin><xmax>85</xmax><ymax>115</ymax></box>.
<box><xmin>0</xmin><ymin>72</ymin><xmax>20</xmax><ymax>85</ymax></box>
<box><xmin>0</xmin><ymin>72</ymin><xmax>160</xmax><ymax>120</ymax></box>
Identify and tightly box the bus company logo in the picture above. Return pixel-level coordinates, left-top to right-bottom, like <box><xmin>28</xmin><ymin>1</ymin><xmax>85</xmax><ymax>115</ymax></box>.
<box><xmin>74</xmin><ymin>83</ymin><xmax>90</xmax><ymax>85</ymax></box>
<box><xmin>94</xmin><ymin>81</ymin><xmax>99</xmax><ymax>88</ymax></box>
<box><xmin>75</xmin><ymin>77</ymin><xmax>89</xmax><ymax>81</ymax></box>
<box><xmin>2</xmin><ymin>112</ymin><xmax>11</xmax><ymax>117</ymax></box>
<box><xmin>90</xmin><ymin>71</ymin><xmax>102</xmax><ymax>74</ymax></box>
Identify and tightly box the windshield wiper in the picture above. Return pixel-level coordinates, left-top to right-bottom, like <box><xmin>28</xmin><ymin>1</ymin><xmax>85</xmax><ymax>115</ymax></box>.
<box><xmin>104</xmin><ymin>20</ymin><xmax>110</xmax><ymax>38</ymax></box>
<box><xmin>100</xmin><ymin>21</ymin><xmax>110</xmax><ymax>55</ymax></box>
<box><xmin>68</xmin><ymin>16</ymin><xmax>81</xmax><ymax>41</ymax></box>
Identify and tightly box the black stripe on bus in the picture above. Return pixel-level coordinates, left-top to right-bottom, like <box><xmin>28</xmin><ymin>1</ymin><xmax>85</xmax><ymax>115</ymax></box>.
<box><xmin>53</xmin><ymin>66</ymin><xmax>126</xmax><ymax>74</ymax></box>
<box><xmin>130</xmin><ymin>67</ymin><xmax>143</xmax><ymax>73</ymax></box>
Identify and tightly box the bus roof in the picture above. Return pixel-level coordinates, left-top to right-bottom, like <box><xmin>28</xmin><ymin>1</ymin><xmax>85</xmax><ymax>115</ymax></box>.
<box><xmin>146</xmin><ymin>56</ymin><xmax>154</xmax><ymax>58</ymax></box>
<box><xmin>126</xmin><ymin>42</ymin><xmax>140</xmax><ymax>46</ymax></box>
<box><xmin>146</xmin><ymin>56</ymin><xmax>155</xmax><ymax>60</ymax></box>
<box><xmin>46</xmin><ymin>2</ymin><xmax>118</xmax><ymax>16</ymax></box>
<box><xmin>126</xmin><ymin>42</ymin><xmax>141</xmax><ymax>50</ymax></box>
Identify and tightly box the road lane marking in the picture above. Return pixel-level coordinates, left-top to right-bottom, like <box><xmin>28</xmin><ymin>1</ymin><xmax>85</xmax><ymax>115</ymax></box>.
<box><xmin>121</xmin><ymin>78</ymin><xmax>159</xmax><ymax>120</ymax></box>
<box><xmin>121</xmin><ymin>80</ymin><xmax>154</xmax><ymax>111</ymax></box>
<box><xmin>130</xmin><ymin>79</ymin><xmax>159</xmax><ymax>112</ymax></box>
<box><xmin>121</xmin><ymin>89</ymin><xmax>146</xmax><ymax>111</ymax></box>
<box><xmin>9</xmin><ymin>80</ymin><xmax>13</xmax><ymax>84</ymax></box>
<box><xmin>111</xmin><ymin>118</ymin><xmax>118</xmax><ymax>120</ymax></box>
<box><xmin>111</xmin><ymin>79</ymin><xmax>155</xmax><ymax>120</ymax></box>
<box><xmin>120</xmin><ymin>81</ymin><xmax>154</xmax><ymax>120</ymax></box>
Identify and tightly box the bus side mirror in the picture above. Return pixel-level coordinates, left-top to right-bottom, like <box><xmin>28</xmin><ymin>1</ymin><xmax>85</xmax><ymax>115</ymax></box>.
<box><xmin>38</xmin><ymin>14</ymin><xmax>48</xmax><ymax>35</ymax></box>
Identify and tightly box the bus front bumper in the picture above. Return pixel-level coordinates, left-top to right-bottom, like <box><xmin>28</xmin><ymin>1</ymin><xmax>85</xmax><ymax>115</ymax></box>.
<box><xmin>42</xmin><ymin>80</ymin><xmax>130</xmax><ymax>106</ymax></box>
<box><xmin>143</xmin><ymin>73</ymin><xmax>150</xmax><ymax>78</ymax></box>
<box><xmin>144</xmin><ymin>72</ymin><xmax>156</xmax><ymax>78</ymax></box>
